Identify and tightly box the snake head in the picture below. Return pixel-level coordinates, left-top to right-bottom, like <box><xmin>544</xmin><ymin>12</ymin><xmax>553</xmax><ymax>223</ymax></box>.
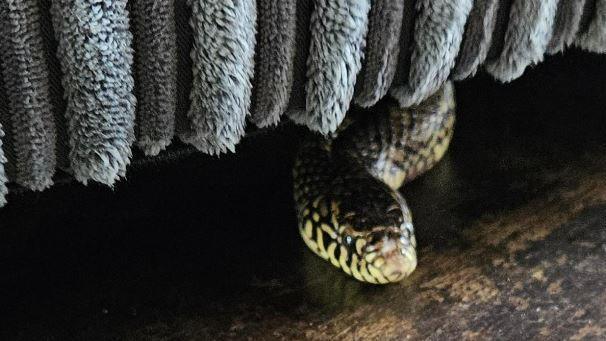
<box><xmin>363</xmin><ymin>225</ymin><xmax>417</xmax><ymax>283</ymax></box>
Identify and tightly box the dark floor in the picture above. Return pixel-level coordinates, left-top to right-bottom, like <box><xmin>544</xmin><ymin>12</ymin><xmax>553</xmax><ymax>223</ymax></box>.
<box><xmin>1</xmin><ymin>50</ymin><xmax>606</xmax><ymax>340</ymax></box>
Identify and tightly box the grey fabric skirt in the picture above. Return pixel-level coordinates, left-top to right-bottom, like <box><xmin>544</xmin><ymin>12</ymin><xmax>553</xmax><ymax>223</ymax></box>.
<box><xmin>0</xmin><ymin>0</ymin><xmax>603</xmax><ymax>206</ymax></box>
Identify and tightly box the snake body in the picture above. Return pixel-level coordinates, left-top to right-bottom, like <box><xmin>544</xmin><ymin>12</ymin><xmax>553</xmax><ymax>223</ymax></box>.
<box><xmin>293</xmin><ymin>82</ymin><xmax>456</xmax><ymax>284</ymax></box>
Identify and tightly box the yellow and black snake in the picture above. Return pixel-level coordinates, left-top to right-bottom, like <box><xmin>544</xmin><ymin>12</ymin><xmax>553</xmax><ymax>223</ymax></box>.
<box><xmin>293</xmin><ymin>82</ymin><xmax>456</xmax><ymax>284</ymax></box>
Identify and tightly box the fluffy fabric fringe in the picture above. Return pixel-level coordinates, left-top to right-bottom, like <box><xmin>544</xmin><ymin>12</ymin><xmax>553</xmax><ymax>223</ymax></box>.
<box><xmin>452</xmin><ymin>0</ymin><xmax>500</xmax><ymax>80</ymax></box>
<box><xmin>251</xmin><ymin>0</ymin><xmax>297</xmax><ymax>128</ymax></box>
<box><xmin>390</xmin><ymin>0</ymin><xmax>417</xmax><ymax>93</ymax></box>
<box><xmin>390</xmin><ymin>0</ymin><xmax>472</xmax><ymax>107</ymax></box>
<box><xmin>284</xmin><ymin>0</ymin><xmax>313</xmax><ymax>118</ymax></box>
<box><xmin>485</xmin><ymin>0</ymin><xmax>559</xmax><ymax>83</ymax></box>
<box><xmin>354</xmin><ymin>0</ymin><xmax>405</xmax><ymax>108</ymax></box>
<box><xmin>0</xmin><ymin>0</ymin><xmax>56</xmax><ymax>191</ymax></box>
<box><xmin>547</xmin><ymin>0</ymin><xmax>586</xmax><ymax>54</ymax></box>
<box><xmin>183</xmin><ymin>0</ymin><xmax>256</xmax><ymax>155</ymax></box>
<box><xmin>294</xmin><ymin>0</ymin><xmax>371</xmax><ymax>135</ymax></box>
<box><xmin>131</xmin><ymin>0</ymin><xmax>178</xmax><ymax>156</ymax></box>
<box><xmin>51</xmin><ymin>0</ymin><xmax>136</xmax><ymax>186</ymax></box>
<box><xmin>1</xmin><ymin>0</ymin><xmax>605</xmax><ymax>206</ymax></box>
<box><xmin>0</xmin><ymin>124</ymin><xmax>8</xmax><ymax>207</ymax></box>
<box><xmin>575</xmin><ymin>0</ymin><xmax>606</xmax><ymax>52</ymax></box>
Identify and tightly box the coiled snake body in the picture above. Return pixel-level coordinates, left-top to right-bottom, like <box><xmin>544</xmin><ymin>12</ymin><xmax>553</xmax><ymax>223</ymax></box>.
<box><xmin>293</xmin><ymin>82</ymin><xmax>456</xmax><ymax>284</ymax></box>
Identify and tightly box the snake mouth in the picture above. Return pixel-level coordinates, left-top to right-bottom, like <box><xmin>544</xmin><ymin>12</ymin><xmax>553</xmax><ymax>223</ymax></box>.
<box><xmin>379</xmin><ymin>247</ymin><xmax>417</xmax><ymax>282</ymax></box>
<box><xmin>364</xmin><ymin>228</ymin><xmax>418</xmax><ymax>283</ymax></box>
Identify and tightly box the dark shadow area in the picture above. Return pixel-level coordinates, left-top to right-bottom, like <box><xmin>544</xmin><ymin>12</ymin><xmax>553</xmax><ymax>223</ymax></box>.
<box><xmin>1</xmin><ymin>49</ymin><xmax>606</xmax><ymax>339</ymax></box>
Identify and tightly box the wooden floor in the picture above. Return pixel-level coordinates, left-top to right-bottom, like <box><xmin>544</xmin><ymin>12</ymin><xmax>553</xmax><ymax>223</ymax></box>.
<box><xmin>1</xmin><ymin>51</ymin><xmax>606</xmax><ymax>340</ymax></box>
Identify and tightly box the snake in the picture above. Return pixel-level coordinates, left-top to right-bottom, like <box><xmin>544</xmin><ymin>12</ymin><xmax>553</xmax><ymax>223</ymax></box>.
<box><xmin>293</xmin><ymin>82</ymin><xmax>456</xmax><ymax>284</ymax></box>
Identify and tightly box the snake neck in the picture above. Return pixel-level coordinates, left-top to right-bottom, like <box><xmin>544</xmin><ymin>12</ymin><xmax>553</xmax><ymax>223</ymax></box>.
<box><xmin>333</xmin><ymin>83</ymin><xmax>456</xmax><ymax>190</ymax></box>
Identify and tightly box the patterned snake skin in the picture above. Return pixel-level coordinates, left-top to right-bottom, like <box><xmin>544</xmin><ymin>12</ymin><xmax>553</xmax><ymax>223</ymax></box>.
<box><xmin>293</xmin><ymin>82</ymin><xmax>456</xmax><ymax>284</ymax></box>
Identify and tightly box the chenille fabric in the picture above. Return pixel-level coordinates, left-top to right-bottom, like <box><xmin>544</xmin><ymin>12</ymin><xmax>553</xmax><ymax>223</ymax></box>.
<box><xmin>0</xmin><ymin>0</ymin><xmax>603</xmax><ymax>206</ymax></box>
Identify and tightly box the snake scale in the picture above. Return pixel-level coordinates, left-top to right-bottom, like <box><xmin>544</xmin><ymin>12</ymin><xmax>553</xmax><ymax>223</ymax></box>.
<box><xmin>293</xmin><ymin>82</ymin><xmax>456</xmax><ymax>284</ymax></box>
